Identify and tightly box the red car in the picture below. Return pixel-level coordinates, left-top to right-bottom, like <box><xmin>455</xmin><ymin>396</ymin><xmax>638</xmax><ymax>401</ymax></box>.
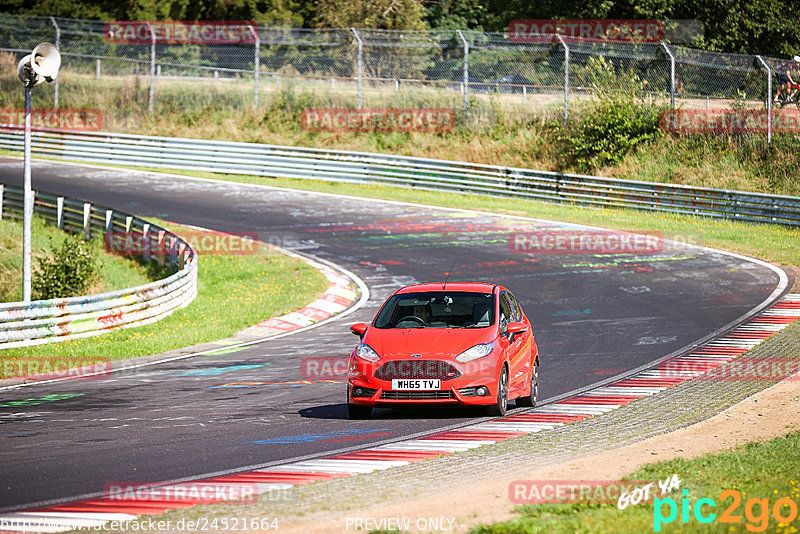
<box><xmin>347</xmin><ymin>283</ymin><xmax>539</xmax><ymax>419</ymax></box>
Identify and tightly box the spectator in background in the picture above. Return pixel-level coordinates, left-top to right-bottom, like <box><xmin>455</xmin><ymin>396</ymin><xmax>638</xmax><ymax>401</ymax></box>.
<box><xmin>774</xmin><ymin>56</ymin><xmax>800</xmax><ymax>104</ymax></box>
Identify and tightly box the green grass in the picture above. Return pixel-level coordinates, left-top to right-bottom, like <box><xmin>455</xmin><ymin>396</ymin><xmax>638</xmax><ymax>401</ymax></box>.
<box><xmin>471</xmin><ymin>431</ymin><xmax>800</xmax><ymax>533</ymax></box>
<box><xmin>0</xmin><ymin>216</ymin><xmax>152</xmax><ymax>303</ymax></box>
<box><xmin>0</xmin><ymin>220</ymin><xmax>330</xmax><ymax>362</ymax></box>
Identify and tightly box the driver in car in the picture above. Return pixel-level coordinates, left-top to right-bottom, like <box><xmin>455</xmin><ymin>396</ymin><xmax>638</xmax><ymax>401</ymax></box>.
<box><xmin>412</xmin><ymin>304</ymin><xmax>431</xmax><ymax>324</ymax></box>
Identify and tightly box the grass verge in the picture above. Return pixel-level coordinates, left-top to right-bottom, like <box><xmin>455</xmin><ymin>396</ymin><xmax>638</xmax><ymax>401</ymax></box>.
<box><xmin>0</xmin><ymin>215</ymin><xmax>152</xmax><ymax>303</ymax></box>
<box><xmin>472</xmin><ymin>430</ymin><xmax>800</xmax><ymax>533</ymax></box>
<box><xmin>0</xmin><ymin>219</ymin><xmax>330</xmax><ymax>362</ymax></box>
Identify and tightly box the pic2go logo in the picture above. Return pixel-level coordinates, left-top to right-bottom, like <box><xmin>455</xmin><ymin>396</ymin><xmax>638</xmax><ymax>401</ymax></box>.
<box><xmin>654</xmin><ymin>489</ymin><xmax>799</xmax><ymax>532</ymax></box>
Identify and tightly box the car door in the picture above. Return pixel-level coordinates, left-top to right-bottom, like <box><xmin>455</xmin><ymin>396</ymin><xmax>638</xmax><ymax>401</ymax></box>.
<box><xmin>507</xmin><ymin>290</ymin><xmax>534</xmax><ymax>395</ymax></box>
<box><xmin>498</xmin><ymin>290</ymin><xmax>526</xmax><ymax>396</ymax></box>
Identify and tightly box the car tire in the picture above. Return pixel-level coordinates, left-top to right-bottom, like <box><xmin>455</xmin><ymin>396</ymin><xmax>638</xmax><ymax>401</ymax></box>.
<box><xmin>486</xmin><ymin>366</ymin><xmax>508</xmax><ymax>416</ymax></box>
<box><xmin>516</xmin><ymin>359</ymin><xmax>538</xmax><ymax>407</ymax></box>
<box><xmin>347</xmin><ymin>389</ymin><xmax>372</xmax><ymax>419</ymax></box>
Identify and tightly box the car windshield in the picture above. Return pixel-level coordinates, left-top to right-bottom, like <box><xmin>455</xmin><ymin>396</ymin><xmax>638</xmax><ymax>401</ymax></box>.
<box><xmin>373</xmin><ymin>291</ymin><xmax>495</xmax><ymax>329</ymax></box>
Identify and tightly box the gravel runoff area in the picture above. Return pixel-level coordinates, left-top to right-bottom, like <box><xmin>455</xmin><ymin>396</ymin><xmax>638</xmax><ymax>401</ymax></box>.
<box><xmin>209</xmin><ymin>290</ymin><xmax>800</xmax><ymax>533</ymax></box>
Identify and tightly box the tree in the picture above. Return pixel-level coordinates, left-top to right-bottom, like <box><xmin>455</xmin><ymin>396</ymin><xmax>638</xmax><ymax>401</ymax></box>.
<box><xmin>423</xmin><ymin>0</ymin><xmax>488</xmax><ymax>30</ymax></box>
<box><xmin>314</xmin><ymin>0</ymin><xmax>427</xmax><ymax>30</ymax></box>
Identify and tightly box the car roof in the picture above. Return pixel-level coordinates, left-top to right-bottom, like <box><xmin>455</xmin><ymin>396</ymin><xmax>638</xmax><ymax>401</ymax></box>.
<box><xmin>395</xmin><ymin>282</ymin><xmax>501</xmax><ymax>294</ymax></box>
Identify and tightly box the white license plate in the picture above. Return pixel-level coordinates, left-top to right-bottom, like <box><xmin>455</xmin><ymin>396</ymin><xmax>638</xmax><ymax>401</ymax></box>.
<box><xmin>391</xmin><ymin>379</ymin><xmax>441</xmax><ymax>390</ymax></box>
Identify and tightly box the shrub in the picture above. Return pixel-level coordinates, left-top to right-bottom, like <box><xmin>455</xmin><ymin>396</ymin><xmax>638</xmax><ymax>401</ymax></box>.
<box><xmin>559</xmin><ymin>57</ymin><xmax>663</xmax><ymax>172</ymax></box>
<box><xmin>33</xmin><ymin>236</ymin><xmax>100</xmax><ymax>300</ymax></box>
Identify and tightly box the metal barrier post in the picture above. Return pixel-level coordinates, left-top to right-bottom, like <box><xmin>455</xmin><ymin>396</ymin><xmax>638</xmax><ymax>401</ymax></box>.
<box><xmin>456</xmin><ymin>30</ymin><xmax>469</xmax><ymax>116</ymax></box>
<box><xmin>50</xmin><ymin>17</ymin><xmax>60</xmax><ymax>108</ymax></box>
<box><xmin>557</xmin><ymin>36</ymin><xmax>569</xmax><ymax>123</ymax></box>
<box><xmin>83</xmin><ymin>202</ymin><xmax>92</xmax><ymax>240</ymax></box>
<box><xmin>0</xmin><ymin>184</ymin><xmax>3</xmax><ymax>220</ymax></box>
<box><xmin>661</xmin><ymin>43</ymin><xmax>675</xmax><ymax>110</ymax></box>
<box><xmin>147</xmin><ymin>22</ymin><xmax>155</xmax><ymax>114</ymax></box>
<box><xmin>249</xmin><ymin>25</ymin><xmax>260</xmax><ymax>109</ymax></box>
<box><xmin>351</xmin><ymin>28</ymin><xmax>363</xmax><ymax>109</ymax></box>
<box><xmin>756</xmin><ymin>55</ymin><xmax>772</xmax><ymax>144</ymax></box>
<box><xmin>56</xmin><ymin>196</ymin><xmax>64</xmax><ymax>228</ymax></box>
<box><xmin>142</xmin><ymin>223</ymin><xmax>151</xmax><ymax>263</ymax></box>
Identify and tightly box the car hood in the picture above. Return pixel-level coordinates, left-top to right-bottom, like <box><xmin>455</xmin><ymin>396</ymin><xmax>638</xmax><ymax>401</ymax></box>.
<box><xmin>364</xmin><ymin>327</ymin><xmax>494</xmax><ymax>358</ymax></box>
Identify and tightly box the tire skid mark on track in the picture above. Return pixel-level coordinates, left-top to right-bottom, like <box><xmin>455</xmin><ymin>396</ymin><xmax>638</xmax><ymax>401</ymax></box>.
<box><xmin>3</xmin><ymin>295</ymin><xmax>799</xmax><ymax>532</ymax></box>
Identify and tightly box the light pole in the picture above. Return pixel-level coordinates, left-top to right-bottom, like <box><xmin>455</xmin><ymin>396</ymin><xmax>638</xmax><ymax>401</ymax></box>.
<box><xmin>16</xmin><ymin>42</ymin><xmax>61</xmax><ymax>303</ymax></box>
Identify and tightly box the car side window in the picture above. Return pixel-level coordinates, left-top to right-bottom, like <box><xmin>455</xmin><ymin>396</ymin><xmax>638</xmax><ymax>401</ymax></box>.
<box><xmin>507</xmin><ymin>292</ymin><xmax>522</xmax><ymax>323</ymax></box>
<box><xmin>499</xmin><ymin>292</ymin><xmax>513</xmax><ymax>333</ymax></box>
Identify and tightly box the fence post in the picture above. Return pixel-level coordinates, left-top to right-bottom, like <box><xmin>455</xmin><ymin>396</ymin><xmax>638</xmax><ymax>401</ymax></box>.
<box><xmin>456</xmin><ymin>30</ymin><xmax>469</xmax><ymax>116</ymax></box>
<box><xmin>156</xmin><ymin>230</ymin><xmax>165</xmax><ymax>265</ymax></box>
<box><xmin>755</xmin><ymin>55</ymin><xmax>772</xmax><ymax>144</ymax></box>
<box><xmin>105</xmin><ymin>209</ymin><xmax>113</xmax><ymax>234</ymax></box>
<box><xmin>351</xmin><ymin>28</ymin><xmax>363</xmax><ymax>109</ymax></box>
<box><xmin>146</xmin><ymin>21</ymin><xmax>156</xmax><ymax>114</ymax></box>
<box><xmin>556</xmin><ymin>35</ymin><xmax>569</xmax><ymax>123</ymax></box>
<box><xmin>661</xmin><ymin>43</ymin><xmax>675</xmax><ymax>110</ymax></box>
<box><xmin>0</xmin><ymin>184</ymin><xmax>3</xmax><ymax>220</ymax></box>
<box><xmin>249</xmin><ymin>25</ymin><xmax>259</xmax><ymax>109</ymax></box>
<box><xmin>95</xmin><ymin>59</ymin><xmax>101</xmax><ymax>80</ymax></box>
<box><xmin>142</xmin><ymin>223</ymin><xmax>151</xmax><ymax>263</ymax></box>
<box><xmin>169</xmin><ymin>235</ymin><xmax>177</xmax><ymax>265</ymax></box>
<box><xmin>56</xmin><ymin>196</ymin><xmax>64</xmax><ymax>228</ymax></box>
<box><xmin>50</xmin><ymin>17</ymin><xmax>60</xmax><ymax>108</ymax></box>
<box><xmin>83</xmin><ymin>202</ymin><xmax>92</xmax><ymax>240</ymax></box>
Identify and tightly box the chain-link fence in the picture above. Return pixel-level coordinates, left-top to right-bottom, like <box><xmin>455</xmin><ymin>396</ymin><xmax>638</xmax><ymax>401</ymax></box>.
<box><xmin>0</xmin><ymin>13</ymin><xmax>790</xmax><ymax>139</ymax></box>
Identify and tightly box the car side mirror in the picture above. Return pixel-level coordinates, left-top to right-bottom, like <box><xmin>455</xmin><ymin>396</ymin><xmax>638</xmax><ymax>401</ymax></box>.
<box><xmin>507</xmin><ymin>322</ymin><xmax>528</xmax><ymax>341</ymax></box>
<box><xmin>350</xmin><ymin>322</ymin><xmax>367</xmax><ymax>339</ymax></box>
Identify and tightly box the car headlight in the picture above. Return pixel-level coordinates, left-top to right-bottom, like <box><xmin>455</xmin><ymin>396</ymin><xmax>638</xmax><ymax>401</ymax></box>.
<box><xmin>455</xmin><ymin>342</ymin><xmax>494</xmax><ymax>363</ymax></box>
<box><xmin>355</xmin><ymin>343</ymin><xmax>380</xmax><ymax>363</ymax></box>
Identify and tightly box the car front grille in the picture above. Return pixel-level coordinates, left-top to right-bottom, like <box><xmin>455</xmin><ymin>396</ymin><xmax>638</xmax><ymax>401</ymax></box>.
<box><xmin>380</xmin><ymin>390</ymin><xmax>455</xmax><ymax>400</ymax></box>
<box><xmin>374</xmin><ymin>360</ymin><xmax>461</xmax><ymax>381</ymax></box>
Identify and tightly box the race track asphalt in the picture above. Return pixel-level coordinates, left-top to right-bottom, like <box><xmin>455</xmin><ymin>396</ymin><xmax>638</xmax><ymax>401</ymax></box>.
<box><xmin>0</xmin><ymin>159</ymin><xmax>786</xmax><ymax>510</ymax></box>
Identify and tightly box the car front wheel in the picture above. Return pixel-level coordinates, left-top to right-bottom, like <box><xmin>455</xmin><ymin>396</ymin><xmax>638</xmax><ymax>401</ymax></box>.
<box><xmin>347</xmin><ymin>389</ymin><xmax>372</xmax><ymax>419</ymax></box>
<box><xmin>516</xmin><ymin>359</ymin><xmax>538</xmax><ymax>407</ymax></box>
<box><xmin>486</xmin><ymin>366</ymin><xmax>508</xmax><ymax>416</ymax></box>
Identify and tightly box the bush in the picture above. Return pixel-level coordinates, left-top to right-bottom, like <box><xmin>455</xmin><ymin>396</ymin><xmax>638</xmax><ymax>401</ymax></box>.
<box><xmin>559</xmin><ymin>57</ymin><xmax>663</xmax><ymax>172</ymax></box>
<box><xmin>33</xmin><ymin>236</ymin><xmax>100</xmax><ymax>300</ymax></box>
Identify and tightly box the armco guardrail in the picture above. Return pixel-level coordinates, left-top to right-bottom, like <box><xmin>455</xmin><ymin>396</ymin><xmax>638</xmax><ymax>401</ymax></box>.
<box><xmin>0</xmin><ymin>183</ymin><xmax>197</xmax><ymax>349</ymax></box>
<box><xmin>0</xmin><ymin>129</ymin><xmax>798</xmax><ymax>226</ymax></box>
